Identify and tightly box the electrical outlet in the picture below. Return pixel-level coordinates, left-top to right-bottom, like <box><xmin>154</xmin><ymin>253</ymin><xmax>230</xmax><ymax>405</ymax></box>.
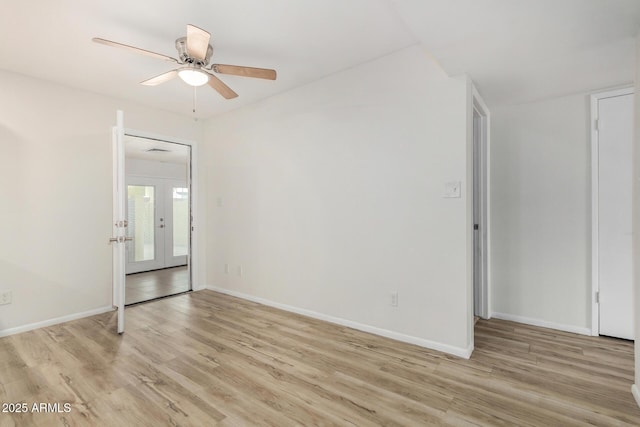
<box><xmin>224</xmin><ymin>263</ymin><xmax>229</xmax><ymax>274</ymax></box>
<box><xmin>237</xmin><ymin>265</ymin><xmax>242</xmax><ymax>277</ymax></box>
<box><xmin>391</xmin><ymin>292</ymin><xmax>398</xmax><ymax>307</ymax></box>
<box><xmin>444</xmin><ymin>181</ymin><xmax>461</xmax><ymax>198</ymax></box>
<box><xmin>0</xmin><ymin>290</ymin><xmax>12</xmax><ymax>305</ymax></box>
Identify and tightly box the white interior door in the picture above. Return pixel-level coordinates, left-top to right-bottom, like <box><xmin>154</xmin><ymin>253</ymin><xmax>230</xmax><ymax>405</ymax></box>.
<box><xmin>598</xmin><ymin>92</ymin><xmax>633</xmax><ymax>340</ymax></box>
<box><xmin>111</xmin><ymin>110</ymin><xmax>126</xmax><ymax>334</ymax></box>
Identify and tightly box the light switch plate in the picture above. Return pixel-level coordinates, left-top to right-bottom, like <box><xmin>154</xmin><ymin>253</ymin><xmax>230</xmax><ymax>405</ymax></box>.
<box><xmin>391</xmin><ymin>292</ymin><xmax>398</xmax><ymax>307</ymax></box>
<box><xmin>444</xmin><ymin>181</ymin><xmax>461</xmax><ymax>198</ymax></box>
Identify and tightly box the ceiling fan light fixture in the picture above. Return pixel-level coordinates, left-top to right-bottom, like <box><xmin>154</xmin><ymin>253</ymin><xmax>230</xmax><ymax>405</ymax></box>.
<box><xmin>178</xmin><ymin>67</ymin><xmax>209</xmax><ymax>87</ymax></box>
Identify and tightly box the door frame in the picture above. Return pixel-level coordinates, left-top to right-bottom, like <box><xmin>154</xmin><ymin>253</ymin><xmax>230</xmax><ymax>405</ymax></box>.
<box><xmin>590</xmin><ymin>86</ymin><xmax>634</xmax><ymax>336</ymax></box>
<box><xmin>122</xmin><ymin>128</ymin><xmax>201</xmax><ymax>292</ymax></box>
<box><xmin>472</xmin><ymin>87</ymin><xmax>490</xmax><ymax>320</ymax></box>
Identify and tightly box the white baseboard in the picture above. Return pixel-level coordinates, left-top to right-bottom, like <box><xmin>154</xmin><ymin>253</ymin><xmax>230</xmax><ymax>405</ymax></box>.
<box><xmin>491</xmin><ymin>312</ymin><xmax>591</xmax><ymax>336</ymax></box>
<box><xmin>633</xmin><ymin>384</ymin><xmax>640</xmax><ymax>409</ymax></box>
<box><xmin>0</xmin><ymin>306</ymin><xmax>114</xmax><ymax>338</ymax></box>
<box><xmin>207</xmin><ymin>286</ymin><xmax>473</xmax><ymax>359</ymax></box>
<box><xmin>192</xmin><ymin>283</ymin><xmax>207</xmax><ymax>291</ymax></box>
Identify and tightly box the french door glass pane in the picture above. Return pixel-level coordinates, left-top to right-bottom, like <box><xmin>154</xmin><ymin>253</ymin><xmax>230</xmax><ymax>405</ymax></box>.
<box><xmin>127</xmin><ymin>185</ymin><xmax>155</xmax><ymax>262</ymax></box>
<box><xmin>173</xmin><ymin>187</ymin><xmax>189</xmax><ymax>257</ymax></box>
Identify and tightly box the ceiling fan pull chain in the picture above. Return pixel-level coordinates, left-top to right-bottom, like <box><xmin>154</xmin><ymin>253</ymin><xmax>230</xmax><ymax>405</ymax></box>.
<box><xmin>193</xmin><ymin>85</ymin><xmax>197</xmax><ymax>114</ymax></box>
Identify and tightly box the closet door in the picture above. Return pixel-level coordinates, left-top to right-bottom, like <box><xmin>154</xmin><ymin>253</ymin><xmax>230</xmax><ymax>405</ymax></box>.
<box><xmin>597</xmin><ymin>93</ymin><xmax>633</xmax><ymax>340</ymax></box>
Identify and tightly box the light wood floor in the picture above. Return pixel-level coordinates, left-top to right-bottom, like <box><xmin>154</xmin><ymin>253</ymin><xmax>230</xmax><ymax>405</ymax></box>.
<box><xmin>1</xmin><ymin>290</ymin><xmax>639</xmax><ymax>426</ymax></box>
<box><xmin>125</xmin><ymin>266</ymin><xmax>189</xmax><ymax>305</ymax></box>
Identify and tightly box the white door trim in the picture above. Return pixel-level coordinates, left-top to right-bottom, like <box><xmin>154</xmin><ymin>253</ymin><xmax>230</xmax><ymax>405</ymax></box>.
<box><xmin>590</xmin><ymin>86</ymin><xmax>634</xmax><ymax>336</ymax></box>
<box><xmin>123</xmin><ymin>129</ymin><xmax>201</xmax><ymax>291</ymax></box>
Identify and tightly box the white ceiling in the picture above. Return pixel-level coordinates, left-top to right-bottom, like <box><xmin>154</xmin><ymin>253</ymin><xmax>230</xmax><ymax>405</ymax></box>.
<box><xmin>124</xmin><ymin>135</ymin><xmax>189</xmax><ymax>164</ymax></box>
<box><xmin>394</xmin><ymin>0</ymin><xmax>640</xmax><ymax>106</ymax></box>
<box><xmin>1</xmin><ymin>0</ymin><xmax>638</xmax><ymax>117</ymax></box>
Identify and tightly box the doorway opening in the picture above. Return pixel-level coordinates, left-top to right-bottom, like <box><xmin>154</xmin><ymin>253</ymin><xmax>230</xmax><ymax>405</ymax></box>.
<box><xmin>124</xmin><ymin>135</ymin><xmax>192</xmax><ymax>305</ymax></box>
<box><xmin>473</xmin><ymin>96</ymin><xmax>489</xmax><ymax>319</ymax></box>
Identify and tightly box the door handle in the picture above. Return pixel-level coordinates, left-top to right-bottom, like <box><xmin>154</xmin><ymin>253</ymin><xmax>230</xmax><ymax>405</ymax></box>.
<box><xmin>108</xmin><ymin>236</ymin><xmax>134</xmax><ymax>244</ymax></box>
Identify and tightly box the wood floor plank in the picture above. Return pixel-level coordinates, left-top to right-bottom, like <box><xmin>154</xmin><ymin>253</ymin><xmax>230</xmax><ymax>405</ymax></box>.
<box><xmin>5</xmin><ymin>332</ymin><xmax>54</xmax><ymax>368</ymax></box>
<box><xmin>125</xmin><ymin>266</ymin><xmax>189</xmax><ymax>305</ymax></box>
<box><xmin>1</xmin><ymin>290</ymin><xmax>639</xmax><ymax>426</ymax></box>
<box><xmin>195</xmin><ymin>311</ymin><xmax>457</xmax><ymax>415</ymax></box>
<box><xmin>89</xmin><ymin>386</ymin><xmax>171</xmax><ymax>427</ymax></box>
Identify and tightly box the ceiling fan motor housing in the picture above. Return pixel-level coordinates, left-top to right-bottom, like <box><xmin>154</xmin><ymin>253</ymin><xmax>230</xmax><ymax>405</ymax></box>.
<box><xmin>175</xmin><ymin>37</ymin><xmax>213</xmax><ymax>66</ymax></box>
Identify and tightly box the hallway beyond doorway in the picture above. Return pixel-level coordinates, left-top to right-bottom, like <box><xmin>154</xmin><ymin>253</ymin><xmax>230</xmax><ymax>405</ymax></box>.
<box><xmin>125</xmin><ymin>266</ymin><xmax>189</xmax><ymax>305</ymax></box>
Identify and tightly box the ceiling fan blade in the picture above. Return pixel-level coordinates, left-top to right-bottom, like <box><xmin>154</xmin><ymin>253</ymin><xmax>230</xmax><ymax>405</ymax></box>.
<box><xmin>186</xmin><ymin>25</ymin><xmax>211</xmax><ymax>61</ymax></box>
<box><xmin>212</xmin><ymin>64</ymin><xmax>277</xmax><ymax>80</ymax></box>
<box><xmin>205</xmin><ymin>72</ymin><xmax>238</xmax><ymax>99</ymax></box>
<box><xmin>140</xmin><ymin>70</ymin><xmax>178</xmax><ymax>86</ymax></box>
<box><xmin>92</xmin><ymin>38</ymin><xmax>178</xmax><ymax>63</ymax></box>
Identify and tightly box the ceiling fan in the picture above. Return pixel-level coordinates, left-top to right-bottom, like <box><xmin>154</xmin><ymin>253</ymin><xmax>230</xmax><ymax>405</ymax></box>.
<box><xmin>92</xmin><ymin>24</ymin><xmax>277</xmax><ymax>99</ymax></box>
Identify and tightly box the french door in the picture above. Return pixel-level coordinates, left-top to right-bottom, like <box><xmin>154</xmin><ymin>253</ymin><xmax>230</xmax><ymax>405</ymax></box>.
<box><xmin>125</xmin><ymin>178</ymin><xmax>189</xmax><ymax>274</ymax></box>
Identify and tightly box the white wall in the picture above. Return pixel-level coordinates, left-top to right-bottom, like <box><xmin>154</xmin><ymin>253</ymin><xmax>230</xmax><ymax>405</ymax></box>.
<box><xmin>490</xmin><ymin>93</ymin><xmax>592</xmax><ymax>333</ymax></box>
<box><xmin>204</xmin><ymin>45</ymin><xmax>473</xmax><ymax>356</ymax></box>
<box><xmin>0</xmin><ymin>70</ymin><xmax>204</xmax><ymax>335</ymax></box>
